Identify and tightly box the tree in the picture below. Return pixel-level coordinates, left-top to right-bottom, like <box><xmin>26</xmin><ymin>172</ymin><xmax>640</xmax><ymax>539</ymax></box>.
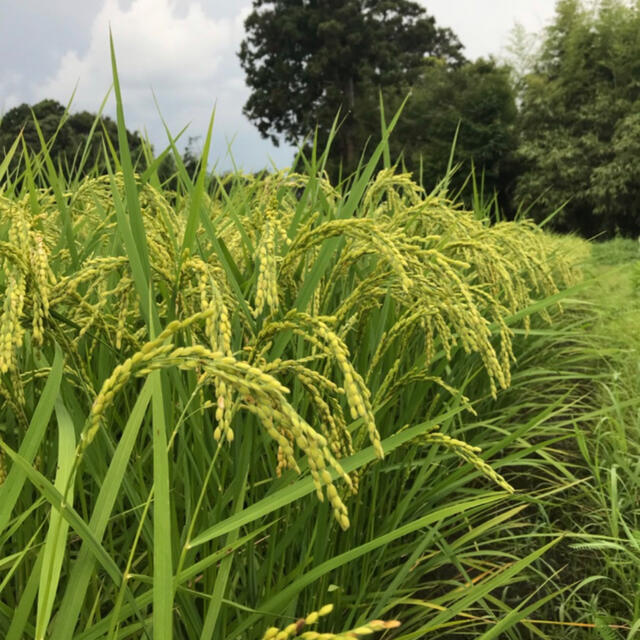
<box><xmin>0</xmin><ymin>99</ymin><xmax>151</xmax><ymax>182</ymax></box>
<box><xmin>377</xmin><ymin>58</ymin><xmax>518</xmax><ymax>202</ymax></box>
<box><xmin>503</xmin><ymin>22</ymin><xmax>542</xmax><ymax>95</ymax></box>
<box><xmin>514</xmin><ymin>0</ymin><xmax>640</xmax><ymax>236</ymax></box>
<box><xmin>238</xmin><ymin>0</ymin><xmax>465</xmax><ymax>174</ymax></box>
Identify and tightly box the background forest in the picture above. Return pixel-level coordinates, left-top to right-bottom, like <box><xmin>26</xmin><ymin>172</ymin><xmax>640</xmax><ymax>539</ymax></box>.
<box><xmin>2</xmin><ymin>0</ymin><xmax>640</xmax><ymax>237</ymax></box>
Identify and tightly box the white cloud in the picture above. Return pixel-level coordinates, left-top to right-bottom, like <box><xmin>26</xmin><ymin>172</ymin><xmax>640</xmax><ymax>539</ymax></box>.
<box><xmin>40</xmin><ymin>0</ymin><xmax>244</xmax><ymax>99</ymax></box>
<box><xmin>417</xmin><ymin>0</ymin><xmax>557</xmax><ymax>60</ymax></box>
<box><xmin>35</xmin><ymin>0</ymin><xmax>289</xmax><ymax>169</ymax></box>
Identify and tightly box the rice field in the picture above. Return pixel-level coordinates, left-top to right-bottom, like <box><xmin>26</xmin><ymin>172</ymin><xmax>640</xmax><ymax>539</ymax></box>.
<box><xmin>0</xmin><ymin>60</ymin><xmax>639</xmax><ymax>640</ymax></box>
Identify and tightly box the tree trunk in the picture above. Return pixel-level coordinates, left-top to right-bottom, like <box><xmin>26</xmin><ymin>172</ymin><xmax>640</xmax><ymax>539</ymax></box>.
<box><xmin>344</xmin><ymin>76</ymin><xmax>356</xmax><ymax>169</ymax></box>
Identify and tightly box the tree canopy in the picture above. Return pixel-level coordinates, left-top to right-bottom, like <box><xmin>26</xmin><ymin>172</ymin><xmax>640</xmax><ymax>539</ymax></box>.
<box><xmin>0</xmin><ymin>99</ymin><xmax>148</xmax><ymax>180</ymax></box>
<box><xmin>238</xmin><ymin>0</ymin><xmax>466</xmax><ymax>174</ymax></box>
<box><xmin>379</xmin><ymin>58</ymin><xmax>518</xmax><ymax>201</ymax></box>
<box><xmin>515</xmin><ymin>0</ymin><xmax>640</xmax><ymax>236</ymax></box>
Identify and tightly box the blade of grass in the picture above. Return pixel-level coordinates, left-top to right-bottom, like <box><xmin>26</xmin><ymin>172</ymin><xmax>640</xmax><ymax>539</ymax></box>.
<box><xmin>108</xmin><ymin>31</ymin><xmax>159</xmax><ymax>335</ymax></box>
<box><xmin>151</xmin><ymin>367</ymin><xmax>173</xmax><ymax>640</ymax></box>
<box><xmin>180</xmin><ymin>108</ymin><xmax>215</xmax><ymax>258</ymax></box>
<box><xmin>199</xmin><ymin>431</ymin><xmax>252</xmax><ymax>640</ymax></box>
<box><xmin>52</xmin><ymin>379</ymin><xmax>153</xmax><ymax>640</ymax></box>
<box><xmin>35</xmin><ymin>398</ymin><xmax>76</xmax><ymax>639</ymax></box>
<box><xmin>31</xmin><ymin>110</ymin><xmax>78</xmax><ymax>267</ymax></box>
<box><xmin>371</xmin><ymin>504</ymin><xmax>530</xmax><ymax>621</ymax></box>
<box><xmin>109</xmin><ymin>31</ymin><xmax>151</xmax><ymax>283</ymax></box>
<box><xmin>291</xmin><ymin>96</ymin><xmax>410</xmax><ymax>315</ymax></box>
<box><xmin>104</xmin><ymin>149</ymin><xmax>153</xmax><ymax>328</ymax></box>
<box><xmin>6</xmin><ymin>549</ymin><xmax>42</xmax><ymax>640</ymax></box>
<box><xmin>475</xmin><ymin>586</ymin><xmax>570</xmax><ymax>640</ymax></box>
<box><xmin>0</xmin><ymin>133</ymin><xmax>21</xmax><ymax>184</ymax></box>
<box><xmin>72</xmin><ymin>88</ymin><xmax>113</xmax><ymax>182</ymax></box>
<box><xmin>230</xmin><ymin>494</ymin><xmax>505</xmax><ymax>638</ymax></box>
<box><xmin>0</xmin><ymin>345</ymin><xmax>63</xmax><ymax>535</ymax></box>
<box><xmin>398</xmin><ymin>537</ymin><xmax>563</xmax><ymax>639</ymax></box>
<box><xmin>0</xmin><ymin>440</ymin><xmax>123</xmax><ymax>586</ymax></box>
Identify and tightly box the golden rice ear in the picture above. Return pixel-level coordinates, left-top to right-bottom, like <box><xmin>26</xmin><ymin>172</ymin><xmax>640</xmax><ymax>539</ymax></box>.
<box><xmin>0</xmin><ymin>162</ymin><xmax>576</xmax><ymax>537</ymax></box>
<box><xmin>262</xmin><ymin>601</ymin><xmax>401</xmax><ymax>640</ymax></box>
<box><xmin>254</xmin><ymin>218</ymin><xmax>279</xmax><ymax>317</ymax></box>
<box><xmin>0</xmin><ymin>273</ymin><xmax>27</xmax><ymax>374</ymax></box>
<box><xmin>421</xmin><ymin>429</ymin><xmax>514</xmax><ymax>493</ymax></box>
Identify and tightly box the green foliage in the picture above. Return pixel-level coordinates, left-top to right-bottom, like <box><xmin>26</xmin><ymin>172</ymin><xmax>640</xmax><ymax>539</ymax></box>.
<box><xmin>532</xmin><ymin>236</ymin><xmax>640</xmax><ymax>639</ymax></box>
<box><xmin>238</xmin><ymin>0</ymin><xmax>465</xmax><ymax>174</ymax></box>
<box><xmin>0</xmin><ymin>100</ymin><xmax>141</xmax><ymax>177</ymax></box>
<box><xmin>515</xmin><ymin>0</ymin><xmax>640</xmax><ymax>237</ymax></box>
<box><xmin>384</xmin><ymin>58</ymin><xmax>519</xmax><ymax>201</ymax></box>
<box><xmin>590</xmin><ymin>236</ymin><xmax>640</xmax><ymax>265</ymax></box>
<box><xmin>0</xmin><ymin>99</ymin><xmax>177</xmax><ymax>185</ymax></box>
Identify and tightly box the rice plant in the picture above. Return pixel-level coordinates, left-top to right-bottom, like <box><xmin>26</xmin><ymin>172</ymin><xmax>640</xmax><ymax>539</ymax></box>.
<box><xmin>2</xmin><ymin>48</ymin><xmax>632</xmax><ymax>640</ymax></box>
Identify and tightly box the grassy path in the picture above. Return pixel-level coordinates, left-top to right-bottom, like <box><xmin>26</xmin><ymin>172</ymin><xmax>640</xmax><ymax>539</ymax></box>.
<box><xmin>587</xmin><ymin>238</ymin><xmax>640</xmax><ymax>438</ymax></box>
<box><xmin>550</xmin><ymin>237</ymin><xmax>640</xmax><ymax>639</ymax></box>
<box><xmin>467</xmin><ymin>236</ymin><xmax>640</xmax><ymax>639</ymax></box>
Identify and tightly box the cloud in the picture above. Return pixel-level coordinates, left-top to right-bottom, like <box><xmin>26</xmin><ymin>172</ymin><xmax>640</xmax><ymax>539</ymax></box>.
<box><xmin>41</xmin><ymin>0</ymin><xmax>243</xmax><ymax>98</ymax></box>
<box><xmin>417</xmin><ymin>0</ymin><xmax>556</xmax><ymax>60</ymax></box>
<box><xmin>35</xmin><ymin>0</ymin><xmax>292</xmax><ymax>169</ymax></box>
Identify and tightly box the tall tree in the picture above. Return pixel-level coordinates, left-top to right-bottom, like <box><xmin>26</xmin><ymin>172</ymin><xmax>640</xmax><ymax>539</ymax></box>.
<box><xmin>238</xmin><ymin>0</ymin><xmax>465</xmax><ymax>174</ymax></box>
<box><xmin>515</xmin><ymin>0</ymin><xmax>640</xmax><ymax>236</ymax></box>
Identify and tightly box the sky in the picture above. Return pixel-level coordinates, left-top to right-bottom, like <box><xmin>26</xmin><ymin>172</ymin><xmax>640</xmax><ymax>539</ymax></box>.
<box><xmin>0</xmin><ymin>0</ymin><xmax>558</xmax><ymax>172</ymax></box>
